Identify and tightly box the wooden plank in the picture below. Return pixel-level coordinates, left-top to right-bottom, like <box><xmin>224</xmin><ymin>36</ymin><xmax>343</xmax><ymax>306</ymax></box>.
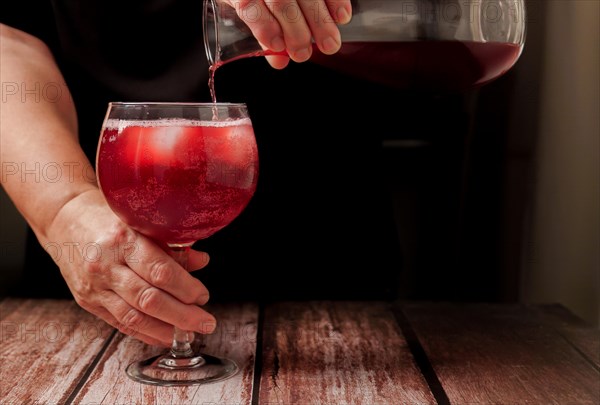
<box><xmin>259</xmin><ymin>301</ymin><xmax>435</xmax><ymax>405</ymax></box>
<box><xmin>532</xmin><ymin>304</ymin><xmax>600</xmax><ymax>370</ymax></box>
<box><xmin>0</xmin><ymin>298</ymin><xmax>114</xmax><ymax>404</ymax></box>
<box><xmin>73</xmin><ymin>302</ymin><xmax>258</xmax><ymax>405</ymax></box>
<box><xmin>402</xmin><ymin>302</ymin><xmax>600</xmax><ymax>404</ymax></box>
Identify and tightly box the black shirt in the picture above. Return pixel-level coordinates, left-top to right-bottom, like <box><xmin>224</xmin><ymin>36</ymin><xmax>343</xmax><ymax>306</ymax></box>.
<box><xmin>2</xmin><ymin>0</ymin><xmax>401</xmax><ymax>301</ymax></box>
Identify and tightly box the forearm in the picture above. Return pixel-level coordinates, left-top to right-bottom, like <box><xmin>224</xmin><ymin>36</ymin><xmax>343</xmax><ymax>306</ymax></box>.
<box><xmin>0</xmin><ymin>24</ymin><xmax>97</xmax><ymax>241</ymax></box>
<box><xmin>0</xmin><ymin>24</ymin><xmax>219</xmax><ymax>347</ymax></box>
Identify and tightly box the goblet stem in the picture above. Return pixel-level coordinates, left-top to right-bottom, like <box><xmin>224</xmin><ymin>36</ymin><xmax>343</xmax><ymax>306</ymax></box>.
<box><xmin>168</xmin><ymin>244</ymin><xmax>195</xmax><ymax>358</ymax></box>
<box><xmin>125</xmin><ymin>240</ymin><xmax>238</xmax><ymax>384</ymax></box>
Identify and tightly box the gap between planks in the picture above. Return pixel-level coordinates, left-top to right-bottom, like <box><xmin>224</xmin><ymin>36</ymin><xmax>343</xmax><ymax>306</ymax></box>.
<box><xmin>63</xmin><ymin>328</ymin><xmax>118</xmax><ymax>405</ymax></box>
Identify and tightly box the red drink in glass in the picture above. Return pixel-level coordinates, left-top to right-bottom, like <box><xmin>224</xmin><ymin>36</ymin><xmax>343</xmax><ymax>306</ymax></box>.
<box><xmin>311</xmin><ymin>41</ymin><xmax>523</xmax><ymax>90</ymax></box>
<box><xmin>97</xmin><ymin>118</ymin><xmax>258</xmax><ymax>244</ymax></box>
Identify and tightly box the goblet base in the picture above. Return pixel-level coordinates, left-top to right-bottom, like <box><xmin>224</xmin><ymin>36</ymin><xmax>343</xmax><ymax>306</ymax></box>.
<box><xmin>126</xmin><ymin>352</ymin><xmax>238</xmax><ymax>386</ymax></box>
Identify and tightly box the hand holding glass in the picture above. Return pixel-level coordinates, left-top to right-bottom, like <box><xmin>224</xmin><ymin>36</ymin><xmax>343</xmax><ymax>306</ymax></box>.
<box><xmin>96</xmin><ymin>103</ymin><xmax>258</xmax><ymax>385</ymax></box>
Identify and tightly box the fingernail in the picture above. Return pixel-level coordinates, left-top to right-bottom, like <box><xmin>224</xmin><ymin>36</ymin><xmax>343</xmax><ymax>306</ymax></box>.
<box><xmin>200</xmin><ymin>252</ymin><xmax>210</xmax><ymax>267</ymax></box>
<box><xmin>321</xmin><ymin>36</ymin><xmax>341</xmax><ymax>54</ymax></box>
<box><xmin>200</xmin><ymin>321</ymin><xmax>217</xmax><ymax>334</ymax></box>
<box><xmin>197</xmin><ymin>292</ymin><xmax>210</xmax><ymax>306</ymax></box>
<box><xmin>293</xmin><ymin>47</ymin><xmax>312</xmax><ymax>62</ymax></box>
<box><xmin>337</xmin><ymin>7</ymin><xmax>351</xmax><ymax>24</ymax></box>
<box><xmin>271</xmin><ymin>36</ymin><xmax>285</xmax><ymax>52</ymax></box>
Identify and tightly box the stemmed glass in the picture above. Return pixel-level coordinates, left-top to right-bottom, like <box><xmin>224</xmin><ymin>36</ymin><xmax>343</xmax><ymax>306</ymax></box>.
<box><xmin>96</xmin><ymin>102</ymin><xmax>258</xmax><ymax>385</ymax></box>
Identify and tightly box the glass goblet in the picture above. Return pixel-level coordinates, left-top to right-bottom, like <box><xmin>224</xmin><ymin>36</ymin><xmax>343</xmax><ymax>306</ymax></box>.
<box><xmin>96</xmin><ymin>102</ymin><xmax>258</xmax><ymax>386</ymax></box>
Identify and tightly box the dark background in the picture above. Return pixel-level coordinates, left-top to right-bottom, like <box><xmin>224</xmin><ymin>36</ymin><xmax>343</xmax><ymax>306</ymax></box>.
<box><xmin>0</xmin><ymin>1</ymin><xmax>566</xmax><ymax>306</ymax></box>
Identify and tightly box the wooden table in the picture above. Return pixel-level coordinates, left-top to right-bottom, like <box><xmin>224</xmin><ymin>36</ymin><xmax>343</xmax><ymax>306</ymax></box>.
<box><xmin>1</xmin><ymin>299</ymin><xmax>598</xmax><ymax>404</ymax></box>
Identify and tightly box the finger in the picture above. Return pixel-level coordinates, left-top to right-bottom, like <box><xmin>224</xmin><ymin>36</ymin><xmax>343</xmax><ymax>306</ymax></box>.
<box><xmin>188</xmin><ymin>249</ymin><xmax>210</xmax><ymax>272</ymax></box>
<box><xmin>130</xmin><ymin>332</ymin><xmax>170</xmax><ymax>347</ymax></box>
<box><xmin>266</xmin><ymin>0</ymin><xmax>313</xmax><ymax>62</ymax></box>
<box><xmin>112</xmin><ymin>268</ymin><xmax>217</xmax><ymax>334</ymax></box>
<box><xmin>93</xmin><ymin>304</ymin><xmax>170</xmax><ymax>347</ymax></box>
<box><xmin>259</xmin><ymin>40</ymin><xmax>290</xmax><ymax>69</ymax></box>
<box><xmin>266</xmin><ymin>54</ymin><xmax>291</xmax><ymax>69</ymax></box>
<box><xmin>234</xmin><ymin>0</ymin><xmax>286</xmax><ymax>52</ymax></box>
<box><xmin>325</xmin><ymin>0</ymin><xmax>352</xmax><ymax>24</ymax></box>
<box><xmin>126</xmin><ymin>235</ymin><xmax>210</xmax><ymax>305</ymax></box>
<box><xmin>298</xmin><ymin>0</ymin><xmax>341</xmax><ymax>55</ymax></box>
<box><xmin>153</xmin><ymin>243</ymin><xmax>209</xmax><ymax>272</ymax></box>
<box><xmin>101</xmin><ymin>289</ymin><xmax>175</xmax><ymax>345</ymax></box>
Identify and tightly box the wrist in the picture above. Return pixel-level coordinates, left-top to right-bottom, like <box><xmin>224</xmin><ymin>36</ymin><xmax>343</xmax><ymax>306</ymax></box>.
<box><xmin>41</xmin><ymin>187</ymin><xmax>104</xmax><ymax>246</ymax></box>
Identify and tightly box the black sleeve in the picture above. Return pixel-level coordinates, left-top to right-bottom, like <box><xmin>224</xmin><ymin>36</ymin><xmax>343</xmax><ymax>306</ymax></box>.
<box><xmin>0</xmin><ymin>1</ymin><xmax>58</xmax><ymax>49</ymax></box>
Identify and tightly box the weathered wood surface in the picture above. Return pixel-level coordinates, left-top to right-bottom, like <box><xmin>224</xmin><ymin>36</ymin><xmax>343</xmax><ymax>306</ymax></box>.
<box><xmin>73</xmin><ymin>302</ymin><xmax>258</xmax><ymax>405</ymax></box>
<box><xmin>259</xmin><ymin>301</ymin><xmax>436</xmax><ymax>405</ymax></box>
<box><xmin>532</xmin><ymin>304</ymin><xmax>600</xmax><ymax>370</ymax></box>
<box><xmin>401</xmin><ymin>302</ymin><xmax>600</xmax><ymax>405</ymax></box>
<box><xmin>3</xmin><ymin>299</ymin><xmax>599</xmax><ymax>405</ymax></box>
<box><xmin>0</xmin><ymin>298</ymin><xmax>113</xmax><ymax>404</ymax></box>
